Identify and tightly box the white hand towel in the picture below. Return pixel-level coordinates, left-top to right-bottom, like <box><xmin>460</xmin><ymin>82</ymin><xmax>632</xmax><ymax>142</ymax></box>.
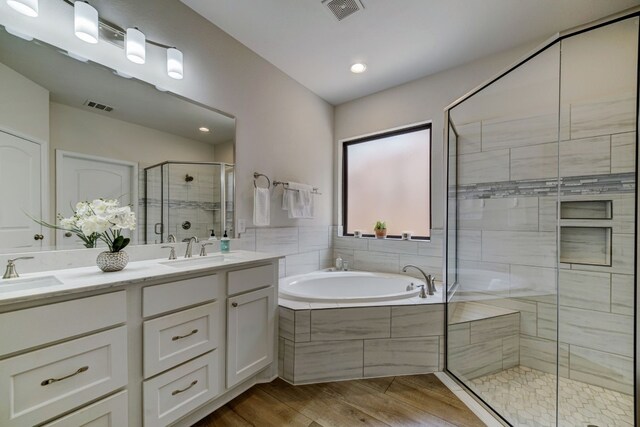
<box><xmin>253</xmin><ymin>187</ymin><xmax>270</xmax><ymax>226</ymax></box>
<box><xmin>283</xmin><ymin>182</ymin><xmax>314</xmax><ymax>219</ymax></box>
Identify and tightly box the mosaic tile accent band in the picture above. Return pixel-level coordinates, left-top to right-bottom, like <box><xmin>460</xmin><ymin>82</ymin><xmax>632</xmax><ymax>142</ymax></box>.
<box><xmin>451</xmin><ymin>172</ymin><xmax>635</xmax><ymax>200</ymax></box>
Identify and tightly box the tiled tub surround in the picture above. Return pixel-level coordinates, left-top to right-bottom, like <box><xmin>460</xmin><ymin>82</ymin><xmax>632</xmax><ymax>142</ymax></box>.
<box><xmin>451</xmin><ymin>95</ymin><xmax>636</xmax><ymax>398</ymax></box>
<box><xmin>278</xmin><ymin>303</ymin><xmax>445</xmax><ymax>384</ymax></box>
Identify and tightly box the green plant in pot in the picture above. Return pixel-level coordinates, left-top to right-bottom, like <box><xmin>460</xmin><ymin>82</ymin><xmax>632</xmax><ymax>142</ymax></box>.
<box><xmin>374</xmin><ymin>220</ymin><xmax>387</xmax><ymax>239</ymax></box>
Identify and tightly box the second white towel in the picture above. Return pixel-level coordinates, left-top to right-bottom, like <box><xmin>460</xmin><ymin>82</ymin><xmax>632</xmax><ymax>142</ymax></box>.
<box><xmin>253</xmin><ymin>187</ymin><xmax>270</xmax><ymax>226</ymax></box>
<box><xmin>282</xmin><ymin>182</ymin><xmax>314</xmax><ymax>219</ymax></box>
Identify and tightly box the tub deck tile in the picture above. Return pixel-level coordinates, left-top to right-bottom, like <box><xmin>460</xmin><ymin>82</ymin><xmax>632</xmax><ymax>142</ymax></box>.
<box><xmin>310</xmin><ymin>307</ymin><xmax>391</xmax><ymax>341</ymax></box>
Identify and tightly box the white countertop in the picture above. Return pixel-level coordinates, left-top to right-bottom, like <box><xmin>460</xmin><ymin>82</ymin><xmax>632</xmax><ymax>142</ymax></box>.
<box><xmin>0</xmin><ymin>250</ymin><xmax>281</xmax><ymax>306</ymax></box>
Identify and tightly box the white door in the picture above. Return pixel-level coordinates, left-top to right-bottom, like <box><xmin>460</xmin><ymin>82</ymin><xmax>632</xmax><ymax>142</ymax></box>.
<box><xmin>226</xmin><ymin>286</ymin><xmax>275</xmax><ymax>388</ymax></box>
<box><xmin>0</xmin><ymin>131</ymin><xmax>43</xmax><ymax>250</ymax></box>
<box><xmin>56</xmin><ymin>151</ymin><xmax>137</xmax><ymax>248</ymax></box>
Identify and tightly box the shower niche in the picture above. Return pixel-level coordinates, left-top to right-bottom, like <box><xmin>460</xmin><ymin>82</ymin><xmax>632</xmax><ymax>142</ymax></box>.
<box><xmin>144</xmin><ymin>161</ymin><xmax>235</xmax><ymax>244</ymax></box>
<box><xmin>446</xmin><ymin>13</ymin><xmax>638</xmax><ymax>427</ymax></box>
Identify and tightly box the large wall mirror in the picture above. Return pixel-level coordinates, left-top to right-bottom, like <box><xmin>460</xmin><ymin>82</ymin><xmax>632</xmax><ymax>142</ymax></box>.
<box><xmin>0</xmin><ymin>26</ymin><xmax>236</xmax><ymax>253</ymax></box>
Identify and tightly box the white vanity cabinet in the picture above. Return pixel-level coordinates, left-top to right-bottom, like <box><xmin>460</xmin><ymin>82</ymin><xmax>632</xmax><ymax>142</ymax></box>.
<box><xmin>0</xmin><ymin>292</ymin><xmax>127</xmax><ymax>427</ymax></box>
<box><xmin>0</xmin><ymin>254</ymin><xmax>280</xmax><ymax>427</ymax></box>
<box><xmin>141</xmin><ymin>274</ymin><xmax>223</xmax><ymax>426</ymax></box>
<box><xmin>226</xmin><ymin>264</ymin><xmax>277</xmax><ymax>388</ymax></box>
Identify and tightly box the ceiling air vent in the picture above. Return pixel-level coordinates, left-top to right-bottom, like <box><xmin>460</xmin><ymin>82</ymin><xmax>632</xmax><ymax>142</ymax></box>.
<box><xmin>83</xmin><ymin>100</ymin><xmax>114</xmax><ymax>112</ymax></box>
<box><xmin>322</xmin><ymin>0</ymin><xmax>364</xmax><ymax>21</ymax></box>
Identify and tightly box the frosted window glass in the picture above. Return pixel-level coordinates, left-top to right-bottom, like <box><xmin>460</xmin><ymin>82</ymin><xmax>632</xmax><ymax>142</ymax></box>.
<box><xmin>345</xmin><ymin>127</ymin><xmax>430</xmax><ymax>237</ymax></box>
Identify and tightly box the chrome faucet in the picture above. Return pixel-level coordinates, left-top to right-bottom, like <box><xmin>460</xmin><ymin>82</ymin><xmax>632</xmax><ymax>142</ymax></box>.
<box><xmin>200</xmin><ymin>242</ymin><xmax>213</xmax><ymax>256</ymax></box>
<box><xmin>184</xmin><ymin>236</ymin><xmax>199</xmax><ymax>258</ymax></box>
<box><xmin>402</xmin><ymin>264</ymin><xmax>436</xmax><ymax>296</ymax></box>
<box><xmin>161</xmin><ymin>245</ymin><xmax>177</xmax><ymax>260</ymax></box>
<box><xmin>3</xmin><ymin>257</ymin><xmax>34</xmax><ymax>279</ymax></box>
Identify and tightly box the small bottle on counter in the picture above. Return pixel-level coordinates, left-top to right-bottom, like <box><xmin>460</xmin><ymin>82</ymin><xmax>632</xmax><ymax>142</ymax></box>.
<box><xmin>220</xmin><ymin>230</ymin><xmax>230</xmax><ymax>253</ymax></box>
<box><xmin>335</xmin><ymin>256</ymin><xmax>343</xmax><ymax>271</ymax></box>
<box><xmin>208</xmin><ymin>229</ymin><xmax>217</xmax><ymax>240</ymax></box>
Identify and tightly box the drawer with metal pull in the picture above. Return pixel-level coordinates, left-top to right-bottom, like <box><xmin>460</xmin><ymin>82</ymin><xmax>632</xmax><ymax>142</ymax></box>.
<box><xmin>143</xmin><ymin>350</ymin><xmax>220</xmax><ymax>427</ymax></box>
<box><xmin>143</xmin><ymin>301</ymin><xmax>219</xmax><ymax>378</ymax></box>
<box><xmin>0</xmin><ymin>327</ymin><xmax>127</xmax><ymax>427</ymax></box>
<box><xmin>42</xmin><ymin>390</ymin><xmax>128</xmax><ymax>427</ymax></box>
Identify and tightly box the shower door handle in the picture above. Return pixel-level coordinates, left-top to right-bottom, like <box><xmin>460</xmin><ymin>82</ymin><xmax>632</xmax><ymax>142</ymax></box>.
<box><xmin>154</xmin><ymin>223</ymin><xmax>163</xmax><ymax>235</ymax></box>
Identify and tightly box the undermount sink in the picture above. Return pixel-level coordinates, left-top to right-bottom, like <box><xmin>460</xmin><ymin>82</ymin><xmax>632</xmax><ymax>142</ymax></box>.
<box><xmin>160</xmin><ymin>255</ymin><xmax>225</xmax><ymax>268</ymax></box>
<box><xmin>0</xmin><ymin>275</ymin><xmax>63</xmax><ymax>294</ymax></box>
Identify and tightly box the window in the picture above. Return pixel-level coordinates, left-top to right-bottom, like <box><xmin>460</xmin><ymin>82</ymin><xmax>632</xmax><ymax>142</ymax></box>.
<box><xmin>342</xmin><ymin>123</ymin><xmax>431</xmax><ymax>239</ymax></box>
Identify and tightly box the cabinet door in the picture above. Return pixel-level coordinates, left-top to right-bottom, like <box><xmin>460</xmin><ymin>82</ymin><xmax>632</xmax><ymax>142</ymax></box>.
<box><xmin>226</xmin><ymin>286</ymin><xmax>275</xmax><ymax>388</ymax></box>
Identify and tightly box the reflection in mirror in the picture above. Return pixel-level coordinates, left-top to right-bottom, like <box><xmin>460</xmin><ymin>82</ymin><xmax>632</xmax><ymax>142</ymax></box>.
<box><xmin>0</xmin><ymin>26</ymin><xmax>235</xmax><ymax>253</ymax></box>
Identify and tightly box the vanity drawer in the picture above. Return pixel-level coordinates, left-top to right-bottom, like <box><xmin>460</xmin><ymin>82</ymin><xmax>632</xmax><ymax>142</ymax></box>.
<box><xmin>227</xmin><ymin>264</ymin><xmax>275</xmax><ymax>295</ymax></box>
<box><xmin>42</xmin><ymin>390</ymin><xmax>128</xmax><ymax>427</ymax></box>
<box><xmin>143</xmin><ymin>301</ymin><xmax>220</xmax><ymax>378</ymax></box>
<box><xmin>0</xmin><ymin>291</ymin><xmax>126</xmax><ymax>357</ymax></box>
<box><xmin>143</xmin><ymin>350</ymin><xmax>220</xmax><ymax>427</ymax></box>
<box><xmin>0</xmin><ymin>326</ymin><xmax>128</xmax><ymax>427</ymax></box>
<box><xmin>143</xmin><ymin>275</ymin><xmax>219</xmax><ymax>318</ymax></box>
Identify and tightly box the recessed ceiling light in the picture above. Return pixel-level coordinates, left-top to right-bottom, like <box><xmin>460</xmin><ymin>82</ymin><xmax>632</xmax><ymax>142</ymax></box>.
<box><xmin>199</xmin><ymin>127</ymin><xmax>210</xmax><ymax>133</ymax></box>
<box><xmin>350</xmin><ymin>63</ymin><xmax>367</xmax><ymax>74</ymax></box>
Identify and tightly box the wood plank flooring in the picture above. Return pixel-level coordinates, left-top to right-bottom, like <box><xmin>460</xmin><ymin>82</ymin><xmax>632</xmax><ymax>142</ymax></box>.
<box><xmin>192</xmin><ymin>374</ymin><xmax>485</xmax><ymax>427</ymax></box>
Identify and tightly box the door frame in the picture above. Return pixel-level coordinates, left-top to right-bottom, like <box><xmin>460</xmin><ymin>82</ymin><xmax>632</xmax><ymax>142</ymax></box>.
<box><xmin>55</xmin><ymin>150</ymin><xmax>139</xmax><ymax>248</ymax></box>
<box><xmin>0</xmin><ymin>126</ymin><xmax>50</xmax><ymax>248</ymax></box>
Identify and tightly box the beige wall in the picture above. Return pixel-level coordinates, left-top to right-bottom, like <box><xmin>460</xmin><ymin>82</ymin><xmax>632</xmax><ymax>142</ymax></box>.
<box><xmin>334</xmin><ymin>40</ymin><xmax>542</xmax><ymax>230</ymax></box>
<box><xmin>0</xmin><ymin>62</ymin><xmax>49</xmax><ymax>142</ymax></box>
<box><xmin>214</xmin><ymin>140</ymin><xmax>235</xmax><ymax>164</ymax></box>
<box><xmin>0</xmin><ymin>0</ymin><xmax>334</xmax><ymax>227</ymax></box>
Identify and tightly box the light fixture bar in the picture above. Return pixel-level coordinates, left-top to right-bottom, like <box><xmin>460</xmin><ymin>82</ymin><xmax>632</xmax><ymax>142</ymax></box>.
<box><xmin>62</xmin><ymin>0</ymin><xmax>173</xmax><ymax>49</ymax></box>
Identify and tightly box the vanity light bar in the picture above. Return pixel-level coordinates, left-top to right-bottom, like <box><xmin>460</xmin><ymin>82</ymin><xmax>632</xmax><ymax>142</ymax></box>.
<box><xmin>7</xmin><ymin>0</ymin><xmax>184</xmax><ymax>79</ymax></box>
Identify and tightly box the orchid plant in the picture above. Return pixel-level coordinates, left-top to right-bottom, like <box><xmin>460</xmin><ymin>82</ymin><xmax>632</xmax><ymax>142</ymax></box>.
<box><xmin>32</xmin><ymin>199</ymin><xmax>136</xmax><ymax>252</ymax></box>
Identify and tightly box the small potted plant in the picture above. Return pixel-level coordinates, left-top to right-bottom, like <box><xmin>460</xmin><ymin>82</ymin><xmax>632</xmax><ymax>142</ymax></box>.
<box><xmin>374</xmin><ymin>220</ymin><xmax>387</xmax><ymax>239</ymax></box>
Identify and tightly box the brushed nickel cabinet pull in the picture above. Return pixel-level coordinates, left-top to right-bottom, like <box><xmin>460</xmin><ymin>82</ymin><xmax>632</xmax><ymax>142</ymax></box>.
<box><xmin>41</xmin><ymin>366</ymin><xmax>89</xmax><ymax>386</ymax></box>
<box><xmin>231</xmin><ymin>302</ymin><xmax>238</xmax><ymax>307</ymax></box>
<box><xmin>172</xmin><ymin>379</ymin><xmax>198</xmax><ymax>396</ymax></box>
<box><xmin>172</xmin><ymin>329</ymin><xmax>198</xmax><ymax>341</ymax></box>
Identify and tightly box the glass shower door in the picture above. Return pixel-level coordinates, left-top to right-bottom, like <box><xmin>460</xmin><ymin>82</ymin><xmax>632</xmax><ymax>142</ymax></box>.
<box><xmin>446</xmin><ymin>44</ymin><xmax>561</xmax><ymax>426</ymax></box>
<box><xmin>556</xmin><ymin>17</ymin><xmax>638</xmax><ymax>427</ymax></box>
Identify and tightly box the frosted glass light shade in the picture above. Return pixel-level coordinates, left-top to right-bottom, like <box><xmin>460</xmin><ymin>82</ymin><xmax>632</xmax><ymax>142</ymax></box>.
<box><xmin>6</xmin><ymin>0</ymin><xmax>38</xmax><ymax>17</ymax></box>
<box><xmin>167</xmin><ymin>48</ymin><xmax>183</xmax><ymax>80</ymax></box>
<box><xmin>74</xmin><ymin>1</ymin><xmax>99</xmax><ymax>44</ymax></box>
<box><xmin>126</xmin><ymin>27</ymin><xmax>145</xmax><ymax>64</ymax></box>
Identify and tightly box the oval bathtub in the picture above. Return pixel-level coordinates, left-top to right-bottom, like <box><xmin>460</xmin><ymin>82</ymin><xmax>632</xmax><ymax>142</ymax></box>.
<box><xmin>279</xmin><ymin>271</ymin><xmax>424</xmax><ymax>303</ymax></box>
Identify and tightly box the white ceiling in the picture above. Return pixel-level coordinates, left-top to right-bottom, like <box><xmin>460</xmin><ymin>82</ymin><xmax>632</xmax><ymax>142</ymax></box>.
<box><xmin>182</xmin><ymin>0</ymin><xmax>639</xmax><ymax>105</ymax></box>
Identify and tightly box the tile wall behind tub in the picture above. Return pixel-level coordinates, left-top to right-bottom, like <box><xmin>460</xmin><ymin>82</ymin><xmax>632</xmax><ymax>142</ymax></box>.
<box><xmin>332</xmin><ymin>228</ymin><xmax>444</xmax><ymax>281</ymax></box>
<box><xmin>453</xmin><ymin>95</ymin><xmax>636</xmax><ymax>395</ymax></box>
<box><xmin>234</xmin><ymin>226</ymin><xmax>334</xmax><ymax>277</ymax></box>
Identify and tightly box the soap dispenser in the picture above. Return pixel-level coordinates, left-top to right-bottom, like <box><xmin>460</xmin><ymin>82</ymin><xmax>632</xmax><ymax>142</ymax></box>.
<box><xmin>208</xmin><ymin>229</ymin><xmax>217</xmax><ymax>241</ymax></box>
<box><xmin>220</xmin><ymin>230</ymin><xmax>230</xmax><ymax>253</ymax></box>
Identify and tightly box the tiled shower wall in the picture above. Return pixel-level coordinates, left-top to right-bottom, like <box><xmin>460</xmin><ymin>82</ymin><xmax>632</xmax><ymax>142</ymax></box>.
<box><xmin>454</xmin><ymin>95</ymin><xmax>636</xmax><ymax>394</ymax></box>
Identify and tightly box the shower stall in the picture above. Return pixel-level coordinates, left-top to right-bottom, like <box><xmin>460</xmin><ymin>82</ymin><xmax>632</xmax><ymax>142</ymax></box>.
<box><xmin>144</xmin><ymin>161</ymin><xmax>235</xmax><ymax>244</ymax></box>
<box><xmin>445</xmin><ymin>12</ymin><xmax>638</xmax><ymax>426</ymax></box>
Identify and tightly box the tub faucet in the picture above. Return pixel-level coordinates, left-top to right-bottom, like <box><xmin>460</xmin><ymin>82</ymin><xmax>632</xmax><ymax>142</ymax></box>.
<box><xmin>184</xmin><ymin>236</ymin><xmax>199</xmax><ymax>258</ymax></box>
<box><xmin>401</xmin><ymin>264</ymin><xmax>436</xmax><ymax>296</ymax></box>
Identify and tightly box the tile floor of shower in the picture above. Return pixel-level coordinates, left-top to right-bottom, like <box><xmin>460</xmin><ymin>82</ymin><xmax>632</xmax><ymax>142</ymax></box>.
<box><xmin>470</xmin><ymin>366</ymin><xmax>633</xmax><ymax>427</ymax></box>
